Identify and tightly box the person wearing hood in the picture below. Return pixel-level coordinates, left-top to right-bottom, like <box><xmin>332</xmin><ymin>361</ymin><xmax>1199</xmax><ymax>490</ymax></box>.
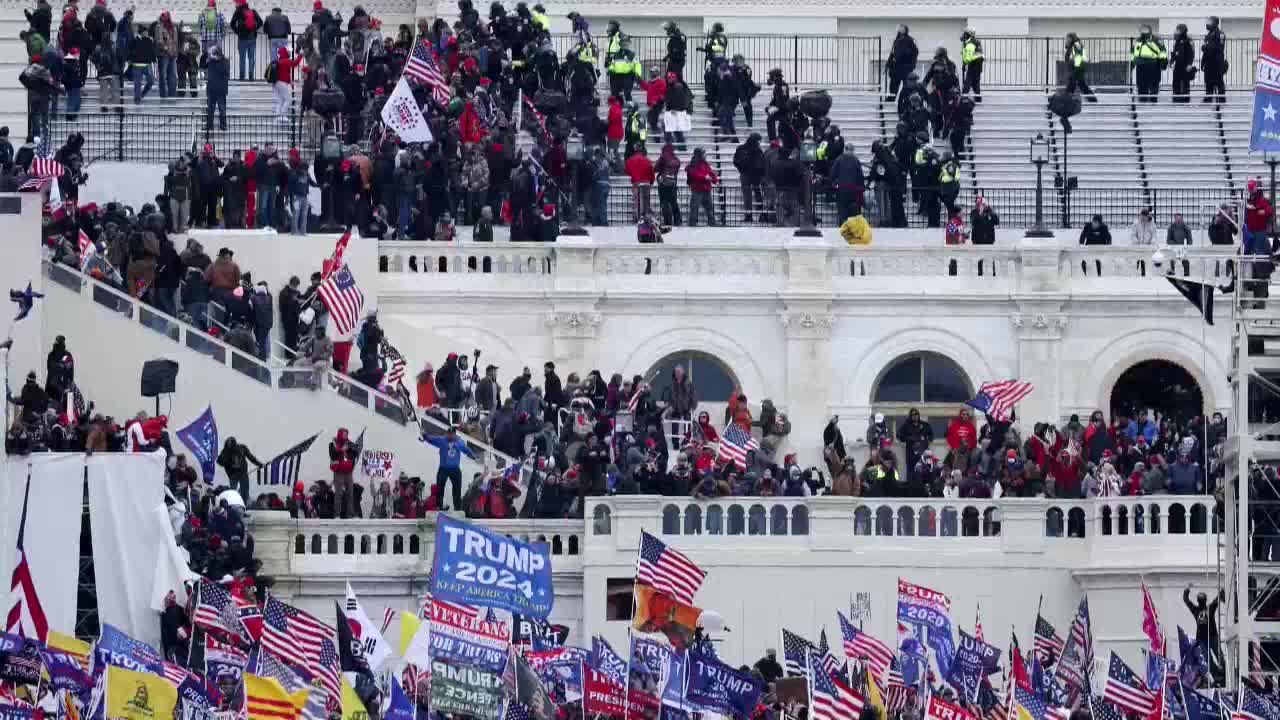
<box><xmin>217</xmin><ymin>437</ymin><xmax>262</xmax><ymax>499</ymax></box>
<box><xmin>660</xmin><ymin>365</ymin><xmax>697</xmax><ymax>450</ymax></box>
<box><xmin>886</xmin><ymin>24</ymin><xmax>918</xmax><ymax>100</ymax></box>
<box><xmin>655</xmin><ymin>142</ymin><xmax>682</xmax><ymax>226</ymax></box>
<box><xmin>18</xmin><ymin>371</ymin><xmax>48</xmax><ymax>423</ymax></box>
<box><xmin>329</xmin><ymin>427</ymin><xmax>359</xmax><ymax>518</ymax></box>
<box><xmin>1184</xmin><ymin>583</ymin><xmax>1225</xmax><ymax>681</ymax></box>
<box><xmin>45</xmin><ymin>335</ymin><xmax>73</xmax><ymax>398</ymax></box>
<box><xmin>897</xmin><ymin>408</ymin><xmax>934</xmax><ymax>482</ymax></box>
<box><xmin>734</xmin><ymin>133</ymin><xmax>765</xmax><ymax>223</ymax></box>
<box><xmin>686</xmin><ymin>147</ymin><xmax>719</xmax><ymax>226</ymax></box>
<box><xmin>249</xmin><ymin>281</ymin><xmax>273</xmax><ymax>359</ymax></box>
<box><xmin>831</xmin><ymin>143</ymin><xmax>864</xmax><ymax>224</ymax></box>
<box><xmin>1169</xmin><ymin>23</ymin><xmax>1194</xmax><ymax>103</ymax></box>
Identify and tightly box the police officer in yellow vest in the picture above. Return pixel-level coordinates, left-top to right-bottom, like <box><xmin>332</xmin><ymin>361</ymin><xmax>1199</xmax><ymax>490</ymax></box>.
<box><xmin>938</xmin><ymin>150</ymin><xmax>960</xmax><ymax>215</ymax></box>
<box><xmin>605</xmin><ymin>20</ymin><xmax>625</xmax><ymax>65</ymax></box>
<box><xmin>625</xmin><ymin>102</ymin><xmax>647</xmax><ymax>158</ymax></box>
<box><xmin>1065</xmin><ymin>33</ymin><xmax>1097</xmax><ymax>102</ymax></box>
<box><xmin>961</xmin><ymin>28</ymin><xmax>984</xmax><ymax>102</ymax></box>
<box><xmin>607</xmin><ymin>40</ymin><xmax>642</xmax><ymax>103</ymax></box>
<box><xmin>529</xmin><ymin>3</ymin><xmax>549</xmax><ymax>32</ymax></box>
<box><xmin>1131</xmin><ymin>24</ymin><xmax>1168</xmax><ymax>103</ymax></box>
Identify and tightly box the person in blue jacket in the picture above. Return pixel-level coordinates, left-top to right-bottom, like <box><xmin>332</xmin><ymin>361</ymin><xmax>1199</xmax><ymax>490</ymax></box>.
<box><xmin>424</xmin><ymin>426</ymin><xmax>476</xmax><ymax>511</ymax></box>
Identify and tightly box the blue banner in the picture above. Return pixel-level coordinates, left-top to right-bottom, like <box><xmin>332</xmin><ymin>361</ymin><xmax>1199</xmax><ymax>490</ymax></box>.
<box><xmin>177</xmin><ymin>674</ymin><xmax>211</xmax><ymax>711</ymax></box>
<box><xmin>0</xmin><ymin>706</ymin><xmax>32</xmax><ymax>720</ymax></box>
<box><xmin>897</xmin><ymin>578</ymin><xmax>955</xmax><ymax>677</ymax></box>
<box><xmin>385</xmin><ymin>675</ymin><xmax>416</xmax><ymax>720</ymax></box>
<box><xmin>431</xmin><ymin>515</ymin><xmax>554</xmax><ymax>619</ymax></box>
<box><xmin>591</xmin><ymin>636</ymin><xmax>628</xmax><ymax>686</ymax></box>
<box><xmin>177</xmin><ymin>406</ymin><xmax>219</xmax><ymax>484</ymax></box>
<box><xmin>42</xmin><ymin>648</ymin><xmax>91</xmax><ymax>691</ymax></box>
<box><xmin>1251</xmin><ymin>4</ymin><xmax>1280</xmax><ymax>154</ymax></box>
<box><xmin>93</xmin><ymin>624</ymin><xmax>163</xmax><ymax>675</ymax></box>
<box><xmin>0</xmin><ymin>632</ymin><xmax>40</xmax><ymax>685</ymax></box>
<box><xmin>947</xmin><ymin>630</ymin><xmax>988</xmax><ymax>703</ymax></box>
<box><xmin>663</xmin><ymin>650</ymin><xmax>690</xmax><ymax>711</ymax></box>
<box><xmin>685</xmin><ymin>650</ymin><xmax>762</xmax><ymax>719</ymax></box>
<box><xmin>429</xmin><ymin>625</ymin><xmax>508</xmax><ymax>673</ymax></box>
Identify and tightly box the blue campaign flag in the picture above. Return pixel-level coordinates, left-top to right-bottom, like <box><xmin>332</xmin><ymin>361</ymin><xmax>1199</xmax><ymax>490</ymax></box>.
<box><xmin>897</xmin><ymin>580</ymin><xmax>955</xmax><ymax>677</ymax></box>
<box><xmin>429</xmin><ymin>624</ymin><xmax>508</xmax><ymax>673</ymax></box>
<box><xmin>685</xmin><ymin>649</ymin><xmax>762</xmax><ymax>719</ymax></box>
<box><xmin>948</xmin><ymin>629</ymin><xmax>990</xmax><ymax>703</ymax></box>
<box><xmin>1252</xmin><ymin>85</ymin><xmax>1280</xmax><ymax>153</ymax></box>
<box><xmin>385</xmin><ymin>673</ymin><xmax>416</xmax><ymax>720</ymax></box>
<box><xmin>42</xmin><ymin>647</ymin><xmax>91</xmax><ymax>691</ymax></box>
<box><xmin>1182</xmin><ymin>685</ymin><xmax>1219</xmax><ymax>720</ymax></box>
<box><xmin>176</xmin><ymin>406</ymin><xmax>219</xmax><ymax>484</ymax></box>
<box><xmin>93</xmin><ymin>624</ymin><xmax>163</xmax><ymax>675</ymax></box>
<box><xmin>663</xmin><ymin>651</ymin><xmax>691</xmax><ymax>711</ymax></box>
<box><xmin>591</xmin><ymin>636</ymin><xmax>628</xmax><ymax>687</ymax></box>
<box><xmin>432</xmin><ymin>514</ymin><xmax>554</xmax><ymax>619</ymax></box>
<box><xmin>1177</xmin><ymin>627</ymin><xmax>1208</xmax><ymax>686</ymax></box>
<box><xmin>0</xmin><ymin>706</ymin><xmax>32</xmax><ymax>720</ymax></box>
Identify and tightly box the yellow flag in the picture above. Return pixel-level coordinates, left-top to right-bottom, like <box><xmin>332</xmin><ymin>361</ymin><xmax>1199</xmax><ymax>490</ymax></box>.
<box><xmin>245</xmin><ymin>674</ymin><xmax>310</xmax><ymax>720</ymax></box>
<box><xmin>48</xmin><ymin>631</ymin><xmax>92</xmax><ymax>671</ymax></box>
<box><xmin>105</xmin><ymin>666</ymin><xmax>178</xmax><ymax>720</ymax></box>
<box><xmin>341</xmin><ymin>675</ymin><xmax>369</xmax><ymax>720</ymax></box>
<box><xmin>865</xmin><ymin>668</ymin><xmax>885</xmax><ymax>715</ymax></box>
<box><xmin>399</xmin><ymin>611</ymin><xmax>421</xmax><ymax>657</ymax></box>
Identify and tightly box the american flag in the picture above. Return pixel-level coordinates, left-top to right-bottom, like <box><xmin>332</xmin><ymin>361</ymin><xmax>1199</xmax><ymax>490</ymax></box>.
<box><xmin>810</xmin><ymin>651</ymin><xmax>864</xmax><ymax>720</ymax></box>
<box><xmin>315</xmin><ymin>636</ymin><xmax>341</xmax><ymax>713</ymax></box>
<box><xmin>317</xmin><ymin>264</ymin><xmax>365</xmax><ymax>338</ymax></box>
<box><xmin>262</xmin><ymin>594</ymin><xmax>331</xmax><ymax>676</ymax></box>
<box><xmin>716</xmin><ymin>423</ymin><xmax>759</xmax><ymax>469</ymax></box>
<box><xmin>635</xmin><ymin>530</ymin><xmax>705</xmax><ymax>605</ymax></box>
<box><xmin>1056</xmin><ymin>597</ymin><xmax>1093</xmax><ymax>691</ymax></box>
<box><xmin>782</xmin><ymin>629</ymin><xmax>817</xmax><ymax>677</ymax></box>
<box><xmin>404</xmin><ymin>40</ymin><xmax>451</xmax><ymax>105</ymax></box>
<box><xmin>66</xmin><ymin>383</ymin><xmax>86</xmax><ymax>426</ymax></box>
<box><xmin>381</xmin><ymin>608</ymin><xmax>395</xmax><ymax>635</ymax></box>
<box><xmin>1033</xmin><ymin>615</ymin><xmax>1064</xmax><ymax>661</ymax></box>
<box><xmin>1089</xmin><ymin>696</ymin><xmax>1125</xmax><ymax>720</ymax></box>
<box><xmin>30</xmin><ymin>157</ymin><xmax>64</xmax><ymax>178</ymax></box>
<box><xmin>505</xmin><ymin>702</ymin><xmax>532</xmax><ymax>720</ymax></box>
<box><xmin>1102</xmin><ymin>652</ymin><xmax>1156</xmax><ymax>715</ymax></box>
<box><xmin>382</xmin><ymin>342</ymin><xmax>407</xmax><ymax>385</ymax></box>
<box><xmin>162</xmin><ymin>661</ymin><xmax>198</xmax><ymax>688</ymax></box>
<box><xmin>1239</xmin><ymin>687</ymin><xmax>1276</xmax><ymax>720</ymax></box>
<box><xmin>1141</xmin><ymin>583</ymin><xmax>1165</xmax><ymax>657</ymax></box>
<box><xmin>966</xmin><ymin>380</ymin><xmax>1033</xmax><ymax>423</ymax></box>
<box><xmin>839</xmin><ymin>611</ymin><xmax>892</xmax><ymax>681</ymax></box>
<box><xmin>6</xmin><ymin>478</ymin><xmax>48</xmax><ymax>642</ymax></box>
<box><xmin>255</xmin><ymin>434</ymin><xmax>319</xmax><ymax>486</ymax></box>
<box><xmin>193</xmin><ymin>580</ymin><xmax>242</xmax><ymax>639</ymax></box>
<box><xmin>819</xmin><ymin>629</ymin><xmax>843</xmax><ymax>677</ymax></box>
<box><xmin>1014</xmin><ymin>685</ymin><xmax>1069</xmax><ymax>720</ymax></box>
<box><xmin>16</xmin><ymin>176</ymin><xmax>50</xmax><ymax>192</ymax></box>
<box><xmin>885</xmin><ymin>656</ymin><xmax>908</xmax><ymax>713</ymax></box>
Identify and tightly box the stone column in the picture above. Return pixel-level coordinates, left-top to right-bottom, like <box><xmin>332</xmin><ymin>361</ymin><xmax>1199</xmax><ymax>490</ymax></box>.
<box><xmin>779</xmin><ymin>307</ymin><xmax>835</xmax><ymax>466</ymax></box>
<box><xmin>546</xmin><ymin>236</ymin><xmax>603</xmax><ymax>372</ymax></box>
<box><xmin>1014</xmin><ymin>238</ymin><xmax>1067</xmax><ymax>427</ymax></box>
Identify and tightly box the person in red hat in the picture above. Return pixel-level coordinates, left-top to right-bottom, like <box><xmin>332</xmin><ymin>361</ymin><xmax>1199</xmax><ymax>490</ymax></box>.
<box><xmin>197</xmin><ymin>0</ymin><xmax>225</xmax><ymax>55</ymax></box>
<box><xmin>62</xmin><ymin>46</ymin><xmax>84</xmax><ymax>120</ymax></box>
<box><xmin>1244</xmin><ymin>178</ymin><xmax>1275</xmax><ymax>306</ymax></box>
<box><xmin>270</xmin><ymin>45</ymin><xmax>303</xmax><ymax>122</ymax></box>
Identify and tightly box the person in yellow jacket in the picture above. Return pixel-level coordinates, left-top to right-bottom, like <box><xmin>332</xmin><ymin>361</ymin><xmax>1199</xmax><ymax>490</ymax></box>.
<box><xmin>1065</xmin><ymin>32</ymin><xmax>1097</xmax><ymax>102</ymax></box>
<box><xmin>1131</xmin><ymin>24</ymin><xmax>1168</xmax><ymax>103</ymax></box>
<box><xmin>960</xmin><ymin>28</ymin><xmax>984</xmax><ymax>101</ymax></box>
<box><xmin>607</xmin><ymin>41</ymin><xmax>641</xmax><ymax>102</ymax></box>
<box><xmin>840</xmin><ymin>213</ymin><xmax>872</xmax><ymax>245</ymax></box>
<box><xmin>529</xmin><ymin>3</ymin><xmax>550</xmax><ymax>33</ymax></box>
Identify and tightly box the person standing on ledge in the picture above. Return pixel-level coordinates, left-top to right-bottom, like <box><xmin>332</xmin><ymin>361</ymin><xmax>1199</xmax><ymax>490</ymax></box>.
<box><xmin>423</xmin><ymin>426</ymin><xmax>476</xmax><ymax>512</ymax></box>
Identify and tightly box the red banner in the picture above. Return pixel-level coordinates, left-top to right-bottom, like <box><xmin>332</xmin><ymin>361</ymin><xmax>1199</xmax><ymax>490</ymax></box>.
<box><xmin>583</xmin><ymin>667</ymin><xmax>626</xmax><ymax>717</ymax></box>
<box><xmin>926</xmin><ymin>695</ymin><xmax>973</xmax><ymax>720</ymax></box>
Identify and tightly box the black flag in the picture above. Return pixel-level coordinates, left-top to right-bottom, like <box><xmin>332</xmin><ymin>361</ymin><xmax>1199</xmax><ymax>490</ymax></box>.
<box><xmin>1167</xmin><ymin>277</ymin><xmax>1215</xmax><ymax>325</ymax></box>
<box><xmin>335</xmin><ymin>601</ymin><xmax>370</xmax><ymax>674</ymax></box>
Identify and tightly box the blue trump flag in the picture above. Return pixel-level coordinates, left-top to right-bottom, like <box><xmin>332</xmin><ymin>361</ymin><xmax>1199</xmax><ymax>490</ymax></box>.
<box><xmin>385</xmin><ymin>673</ymin><xmax>416</xmax><ymax>720</ymax></box>
<box><xmin>430</xmin><ymin>624</ymin><xmax>508</xmax><ymax>673</ymax></box>
<box><xmin>948</xmin><ymin>629</ymin><xmax>996</xmax><ymax>703</ymax></box>
<box><xmin>177</xmin><ymin>406</ymin><xmax>219</xmax><ymax>484</ymax></box>
<box><xmin>591</xmin><ymin>635</ymin><xmax>628</xmax><ymax>686</ymax></box>
<box><xmin>433</xmin><ymin>514</ymin><xmax>554</xmax><ymax>618</ymax></box>
<box><xmin>41</xmin><ymin>647</ymin><xmax>91</xmax><ymax>691</ymax></box>
<box><xmin>1182</xmin><ymin>684</ymin><xmax>1219</xmax><ymax>720</ymax></box>
<box><xmin>1178</xmin><ymin>626</ymin><xmax>1208</xmax><ymax>686</ymax></box>
<box><xmin>897</xmin><ymin>578</ymin><xmax>955</xmax><ymax>677</ymax></box>
<box><xmin>685</xmin><ymin>649</ymin><xmax>762</xmax><ymax>719</ymax></box>
<box><xmin>93</xmin><ymin>624</ymin><xmax>164</xmax><ymax>675</ymax></box>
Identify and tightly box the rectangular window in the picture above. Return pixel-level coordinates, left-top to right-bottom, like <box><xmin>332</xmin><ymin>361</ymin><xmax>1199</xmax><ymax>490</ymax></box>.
<box><xmin>605</xmin><ymin>578</ymin><xmax>635</xmax><ymax>621</ymax></box>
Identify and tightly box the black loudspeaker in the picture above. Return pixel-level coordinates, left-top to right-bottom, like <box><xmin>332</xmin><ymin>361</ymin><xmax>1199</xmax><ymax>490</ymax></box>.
<box><xmin>140</xmin><ymin>359</ymin><xmax>179</xmax><ymax>397</ymax></box>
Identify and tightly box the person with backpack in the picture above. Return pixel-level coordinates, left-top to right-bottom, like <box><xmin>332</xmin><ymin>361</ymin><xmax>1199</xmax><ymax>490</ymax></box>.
<box><xmin>20</xmin><ymin>55</ymin><xmax>58</xmax><ymax>144</ymax></box>
<box><xmin>229</xmin><ymin>0</ymin><xmax>262</xmax><ymax>81</ymax></box>
<box><xmin>90</xmin><ymin>39</ymin><xmax>119</xmax><ymax>112</ymax></box>
<box><xmin>654</xmin><ymin>142</ymin><xmax>681</xmax><ymax>226</ymax></box>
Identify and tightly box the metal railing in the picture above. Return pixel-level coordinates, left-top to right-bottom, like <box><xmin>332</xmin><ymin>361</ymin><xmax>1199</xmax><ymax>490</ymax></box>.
<box><xmin>550</xmin><ymin>33</ymin><xmax>1257</xmax><ymax>90</ymax></box>
<box><xmin>50</xmin><ymin>110</ymin><xmax>304</xmax><ymax>164</ymax></box>
<box><xmin>589</xmin><ymin>184</ymin><xmax>1243</xmax><ymax>230</ymax></box>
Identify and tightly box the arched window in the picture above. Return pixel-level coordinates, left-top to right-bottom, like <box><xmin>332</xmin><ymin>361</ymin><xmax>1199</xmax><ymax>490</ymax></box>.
<box><xmin>646</xmin><ymin>351</ymin><xmax>739</xmax><ymax>404</ymax></box>
<box><xmin>872</xmin><ymin>352</ymin><xmax>974</xmax><ymax>449</ymax></box>
<box><xmin>1110</xmin><ymin>360</ymin><xmax>1204</xmax><ymax>422</ymax></box>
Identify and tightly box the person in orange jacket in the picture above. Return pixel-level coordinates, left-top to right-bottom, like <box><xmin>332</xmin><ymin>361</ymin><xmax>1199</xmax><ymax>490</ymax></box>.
<box><xmin>726</xmin><ymin>385</ymin><xmax>752</xmax><ymax>433</ymax></box>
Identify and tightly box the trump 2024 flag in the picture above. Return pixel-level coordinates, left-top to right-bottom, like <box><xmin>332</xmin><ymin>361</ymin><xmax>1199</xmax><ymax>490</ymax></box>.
<box><xmin>1251</xmin><ymin>4</ymin><xmax>1280</xmax><ymax>152</ymax></box>
<box><xmin>382</xmin><ymin>78</ymin><xmax>434</xmax><ymax>144</ymax></box>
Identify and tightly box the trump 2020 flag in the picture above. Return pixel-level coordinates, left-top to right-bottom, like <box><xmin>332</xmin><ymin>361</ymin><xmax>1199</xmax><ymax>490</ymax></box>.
<box><xmin>1252</xmin><ymin>4</ymin><xmax>1280</xmax><ymax>152</ymax></box>
<box><xmin>382</xmin><ymin>78</ymin><xmax>434</xmax><ymax>143</ymax></box>
<box><xmin>176</xmin><ymin>406</ymin><xmax>218</xmax><ymax>484</ymax></box>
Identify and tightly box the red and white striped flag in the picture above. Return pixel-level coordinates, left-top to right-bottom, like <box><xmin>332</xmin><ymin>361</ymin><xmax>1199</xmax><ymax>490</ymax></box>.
<box><xmin>6</xmin><ymin>478</ymin><xmax>48</xmax><ymax>642</ymax></box>
<box><xmin>404</xmin><ymin>41</ymin><xmax>451</xmax><ymax>105</ymax></box>
<box><xmin>966</xmin><ymin>380</ymin><xmax>1034</xmax><ymax>423</ymax></box>
<box><xmin>30</xmin><ymin>157</ymin><xmax>64</xmax><ymax>178</ymax></box>
<box><xmin>316</xmin><ymin>264</ymin><xmax>365</xmax><ymax>338</ymax></box>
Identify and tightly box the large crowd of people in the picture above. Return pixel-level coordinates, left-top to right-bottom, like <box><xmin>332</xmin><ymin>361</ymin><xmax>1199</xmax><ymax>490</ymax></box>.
<box><xmin>12</xmin><ymin>0</ymin><xmax>1241</xmax><ymax>238</ymax></box>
